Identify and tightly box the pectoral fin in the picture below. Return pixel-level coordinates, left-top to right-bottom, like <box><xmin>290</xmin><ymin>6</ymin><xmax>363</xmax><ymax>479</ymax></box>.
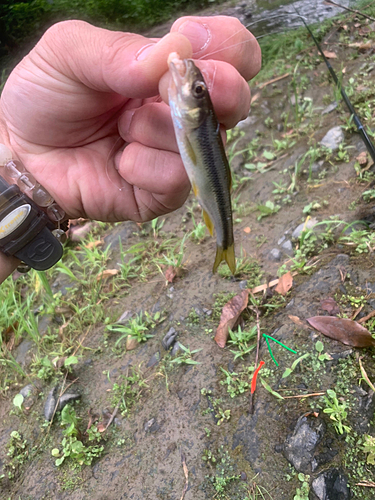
<box><xmin>202</xmin><ymin>209</ymin><xmax>214</xmax><ymax>237</ymax></box>
<box><xmin>213</xmin><ymin>244</ymin><xmax>236</xmax><ymax>275</ymax></box>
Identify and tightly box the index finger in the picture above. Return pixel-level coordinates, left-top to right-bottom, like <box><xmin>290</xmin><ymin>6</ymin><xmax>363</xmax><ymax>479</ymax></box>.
<box><xmin>171</xmin><ymin>16</ymin><xmax>261</xmax><ymax>81</ymax></box>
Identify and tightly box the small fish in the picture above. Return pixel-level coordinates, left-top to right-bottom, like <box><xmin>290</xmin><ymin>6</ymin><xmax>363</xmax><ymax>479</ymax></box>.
<box><xmin>168</xmin><ymin>53</ymin><xmax>235</xmax><ymax>274</ymax></box>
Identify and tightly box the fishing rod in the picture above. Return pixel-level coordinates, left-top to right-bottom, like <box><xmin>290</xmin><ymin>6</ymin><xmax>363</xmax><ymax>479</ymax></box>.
<box><xmin>295</xmin><ymin>11</ymin><xmax>375</xmax><ymax>163</ymax></box>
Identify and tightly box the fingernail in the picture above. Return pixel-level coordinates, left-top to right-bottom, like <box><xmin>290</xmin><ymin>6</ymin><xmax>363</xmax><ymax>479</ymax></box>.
<box><xmin>136</xmin><ymin>43</ymin><xmax>157</xmax><ymax>61</ymax></box>
<box><xmin>178</xmin><ymin>21</ymin><xmax>211</xmax><ymax>54</ymax></box>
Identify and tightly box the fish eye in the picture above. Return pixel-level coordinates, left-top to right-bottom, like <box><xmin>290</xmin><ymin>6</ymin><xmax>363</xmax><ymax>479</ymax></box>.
<box><xmin>192</xmin><ymin>81</ymin><xmax>206</xmax><ymax>98</ymax></box>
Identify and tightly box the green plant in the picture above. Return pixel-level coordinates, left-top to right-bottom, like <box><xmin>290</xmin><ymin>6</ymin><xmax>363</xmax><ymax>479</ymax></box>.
<box><xmin>106</xmin><ymin>310</ymin><xmax>164</xmax><ymax>347</ymax></box>
<box><xmin>362</xmin><ymin>434</ymin><xmax>375</xmax><ymax>464</ymax></box>
<box><xmin>170</xmin><ymin>344</ymin><xmax>201</xmax><ymax>365</ymax></box>
<box><xmin>256</xmin><ymin>201</ymin><xmax>280</xmax><ymax>220</ymax></box>
<box><xmin>227</xmin><ymin>325</ymin><xmax>257</xmax><ymax>360</ymax></box>
<box><xmin>5</xmin><ymin>431</ymin><xmax>28</xmax><ymax>479</ymax></box>
<box><xmin>294</xmin><ymin>473</ymin><xmax>310</xmax><ymax>500</ymax></box>
<box><xmin>189</xmin><ymin>214</ymin><xmax>206</xmax><ymax>242</ymax></box>
<box><xmin>322</xmin><ymin>389</ymin><xmax>351</xmax><ymax>435</ymax></box>
<box><xmin>220</xmin><ymin>367</ymin><xmax>251</xmax><ymax>398</ymax></box>
<box><xmin>315</xmin><ymin>341</ymin><xmax>331</xmax><ymax>362</ymax></box>
<box><xmin>282</xmin><ymin>353</ymin><xmax>310</xmax><ymax>379</ymax></box>
<box><xmin>53</xmin><ymin>405</ymin><xmax>104</xmax><ymax>468</ymax></box>
<box><xmin>112</xmin><ymin>366</ymin><xmax>148</xmax><ymax>416</ymax></box>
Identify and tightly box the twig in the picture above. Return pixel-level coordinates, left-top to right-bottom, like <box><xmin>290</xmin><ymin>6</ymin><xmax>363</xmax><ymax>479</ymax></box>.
<box><xmin>249</xmin><ymin>295</ymin><xmax>261</xmax><ymax>414</ymax></box>
<box><xmin>283</xmin><ymin>392</ymin><xmax>325</xmax><ymax>399</ymax></box>
<box><xmin>351</xmin><ymin>305</ymin><xmax>364</xmax><ymax>320</ymax></box>
<box><xmin>180</xmin><ymin>451</ymin><xmax>189</xmax><ymax>500</ymax></box>
<box><xmin>257</xmin><ymin>72</ymin><xmax>290</xmax><ymax>89</ymax></box>
<box><xmin>355</xmin><ymin>480</ymin><xmax>375</xmax><ymax>487</ymax></box>
<box><xmin>324</xmin><ymin>0</ymin><xmax>375</xmax><ymax>21</ymax></box>
<box><xmin>358</xmin><ymin>310</ymin><xmax>375</xmax><ymax>324</ymax></box>
<box><xmin>104</xmin><ymin>366</ymin><xmax>129</xmax><ymax>431</ymax></box>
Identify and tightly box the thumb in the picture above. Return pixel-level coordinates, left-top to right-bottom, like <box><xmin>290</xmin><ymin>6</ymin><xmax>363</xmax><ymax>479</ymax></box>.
<box><xmin>33</xmin><ymin>20</ymin><xmax>193</xmax><ymax>98</ymax></box>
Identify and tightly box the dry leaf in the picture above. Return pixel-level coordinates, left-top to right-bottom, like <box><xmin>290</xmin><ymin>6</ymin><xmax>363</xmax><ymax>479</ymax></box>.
<box><xmin>97</xmin><ymin>423</ymin><xmax>106</xmax><ymax>433</ymax></box>
<box><xmin>126</xmin><ymin>335</ymin><xmax>139</xmax><ymax>351</ymax></box>
<box><xmin>251</xmin><ymin>93</ymin><xmax>260</xmax><ymax>104</ymax></box>
<box><xmin>165</xmin><ymin>266</ymin><xmax>177</xmax><ymax>283</ymax></box>
<box><xmin>69</xmin><ymin>221</ymin><xmax>95</xmax><ymax>241</ymax></box>
<box><xmin>97</xmin><ymin>269</ymin><xmax>118</xmax><ymax>281</ymax></box>
<box><xmin>288</xmin><ymin>315</ymin><xmax>310</xmax><ymax>329</ymax></box>
<box><xmin>85</xmin><ymin>240</ymin><xmax>103</xmax><ymax>250</ymax></box>
<box><xmin>323</xmin><ymin>51</ymin><xmax>337</xmax><ymax>59</ymax></box>
<box><xmin>275</xmin><ymin>271</ymin><xmax>293</xmax><ymax>295</ymax></box>
<box><xmin>320</xmin><ymin>297</ymin><xmax>340</xmax><ymax>315</ymax></box>
<box><xmin>306</xmin><ymin>316</ymin><xmax>375</xmax><ymax>347</ymax></box>
<box><xmin>243</xmin><ymin>227</ymin><xmax>251</xmax><ymax>234</ymax></box>
<box><xmin>356</xmin><ymin>151</ymin><xmax>368</xmax><ymax>166</ymax></box>
<box><xmin>214</xmin><ymin>290</ymin><xmax>249</xmax><ymax>348</ymax></box>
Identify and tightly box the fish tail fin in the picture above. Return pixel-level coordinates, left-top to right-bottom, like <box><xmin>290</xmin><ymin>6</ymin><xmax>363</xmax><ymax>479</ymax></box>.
<box><xmin>213</xmin><ymin>244</ymin><xmax>236</xmax><ymax>275</ymax></box>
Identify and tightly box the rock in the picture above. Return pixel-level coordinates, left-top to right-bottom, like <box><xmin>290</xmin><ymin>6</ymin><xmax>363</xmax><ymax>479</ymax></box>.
<box><xmin>292</xmin><ymin>217</ymin><xmax>318</xmax><ymax>239</ymax></box>
<box><xmin>44</xmin><ymin>385</ymin><xmax>58</xmax><ymax>421</ymax></box>
<box><xmin>14</xmin><ymin>339</ymin><xmax>33</xmax><ymax>367</ymax></box>
<box><xmin>117</xmin><ymin>310</ymin><xmax>132</xmax><ymax>324</ymax></box>
<box><xmin>281</xmin><ymin>240</ymin><xmax>293</xmax><ymax>253</ymax></box>
<box><xmin>311</xmin><ymin>469</ymin><xmax>350</xmax><ymax>500</ymax></box>
<box><xmin>126</xmin><ymin>335</ymin><xmax>139</xmax><ymax>351</ymax></box>
<box><xmin>322</xmin><ymin>101</ymin><xmax>338</xmax><ymax>115</ymax></box>
<box><xmin>283</xmin><ymin>414</ymin><xmax>326</xmax><ymax>473</ymax></box>
<box><xmin>19</xmin><ymin>384</ymin><xmax>34</xmax><ymax>398</ymax></box>
<box><xmin>58</xmin><ymin>393</ymin><xmax>81</xmax><ymax>412</ymax></box>
<box><xmin>239</xmin><ymin>280</ymin><xmax>248</xmax><ymax>290</ymax></box>
<box><xmin>171</xmin><ymin>342</ymin><xmax>181</xmax><ymax>357</ymax></box>
<box><xmin>162</xmin><ymin>328</ymin><xmax>177</xmax><ymax>350</ymax></box>
<box><xmin>320</xmin><ymin>126</ymin><xmax>344</xmax><ymax>151</ymax></box>
<box><xmin>311</xmin><ymin>160</ymin><xmax>324</xmax><ymax>173</ymax></box>
<box><xmin>147</xmin><ymin>351</ymin><xmax>160</xmax><ymax>368</ymax></box>
<box><xmin>268</xmin><ymin>248</ymin><xmax>282</xmax><ymax>262</ymax></box>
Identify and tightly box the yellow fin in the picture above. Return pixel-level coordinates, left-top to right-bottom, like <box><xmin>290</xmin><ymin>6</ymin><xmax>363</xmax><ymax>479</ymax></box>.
<box><xmin>213</xmin><ymin>244</ymin><xmax>236</xmax><ymax>275</ymax></box>
<box><xmin>192</xmin><ymin>181</ymin><xmax>198</xmax><ymax>197</ymax></box>
<box><xmin>202</xmin><ymin>209</ymin><xmax>214</xmax><ymax>237</ymax></box>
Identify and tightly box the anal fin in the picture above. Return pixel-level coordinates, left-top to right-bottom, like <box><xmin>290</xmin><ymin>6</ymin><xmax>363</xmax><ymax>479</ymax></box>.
<box><xmin>202</xmin><ymin>209</ymin><xmax>214</xmax><ymax>237</ymax></box>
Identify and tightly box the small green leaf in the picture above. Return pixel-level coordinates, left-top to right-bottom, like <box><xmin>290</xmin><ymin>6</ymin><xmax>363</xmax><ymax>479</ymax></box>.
<box><xmin>282</xmin><ymin>368</ymin><xmax>292</xmax><ymax>379</ymax></box>
<box><xmin>315</xmin><ymin>340</ymin><xmax>324</xmax><ymax>353</ymax></box>
<box><xmin>51</xmin><ymin>448</ymin><xmax>60</xmax><ymax>457</ymax></box>
<box><xmin>55</xmin><ymin>456</ymin><xmax>65</xmax><ymax>466</ymax></box>
<box><xmin>263</xmin><ymin>150</ymin><xmax>275</xmax><ymax>160</ymax></box>
<box><xmin>13</xmin><ymin>393</ymin><xmax>24</xmax><ymax>410</ymax></box>
<box><xmin>260</xmin><ymin>378</ymin><xmax>284</xmax><ymax>399</ymax></box>
<box><xmin>64</xmin><ymin>356</ymin><xmax>78</xmax><ymax>367</ymax></box>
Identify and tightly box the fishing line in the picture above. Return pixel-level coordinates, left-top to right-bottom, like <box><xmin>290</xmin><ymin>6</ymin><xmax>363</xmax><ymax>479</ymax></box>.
<box><xmin>292</xmin><ymin>8</ymin><xmax>375</xmax><ymax>163</ymax></box>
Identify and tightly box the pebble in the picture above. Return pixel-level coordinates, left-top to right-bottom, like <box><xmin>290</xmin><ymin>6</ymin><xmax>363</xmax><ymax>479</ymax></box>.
<box><xmin>162</xmin><ymin>328</ymin><xmax>177</xmax><ymax>350</ymax></box>
<box><xmin>292</xmin><ymin>217</ymin><xmax>318</xmax><ymax>239</ymax></box>
<box><xmin>322</xmin><ymin>101</ymin><xmax>338</xmax><ymax>115</ymax></box>
<box><xmin>281</xmin><ymin>240</ymin><xmax>293</xmax><ymax>253</ymax></box>
<box><xmin>320</xmin><ymin>126</ymin><xmax>344</xmax><ymax>151</ymax></box>
<box><xmin>58</xmin><ymin>393</ymin><xmax>81</xmax><ymax>412</ymax></box>
<box><xmin>171</xmin><ymin>342</ymin><xmax>181</xmax><ymax>357</ymax></box>
<box><xmin>268</xmin><ymin>248</ymin><xmax>282</xmax><ymax>262</ymax></box>
<box><xmin>239</xmin><ymin>280</ymin><xmax>248</xmax><ymax>290</ymax></box>
<box><xmin>147</xmin><ymin>351</ymin><xmax>160</xmax><ymax>368</ymax></box>
<box><xmin>311</xmin><ymin>469</ymin><xmax>350</xmax><ymax>500</ymax></box>
<box><xmin>44</xmin><ymin>386</ymin><xmax>59</xmax><ymax>421</ymax></box>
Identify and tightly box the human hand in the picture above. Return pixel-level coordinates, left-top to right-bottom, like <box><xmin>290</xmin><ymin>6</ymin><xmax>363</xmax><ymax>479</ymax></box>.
<box><xmin>0</xmin><ymin>16</ymin><xmax>261</xmax><ymax>223</ymax></box>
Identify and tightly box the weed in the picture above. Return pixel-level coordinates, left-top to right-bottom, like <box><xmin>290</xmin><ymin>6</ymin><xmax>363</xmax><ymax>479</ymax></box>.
<box><xmin>204</xmin><ymin>446</ymin><xmax>244</xmax><ymax>499</ymax></box>
<box><xmin>220</xmin><ymin>366</ymin><xmax>251</xmax><ymax>398</ymax></box>
<box><xmin>282</xmin><ymin>353</ymin><xmax>310</xmax><ymax>379</ymax></box>
<box><xmin>294</xmin><ymin>473</ymin><xmax>310</xmax><ymax>500</ymax></box>
<box><xmin>227</xmin><ymin>326</ymin><xmax>257</xmax><ymax>360</ymax></box>
<box><xmin>4</xmin><ymin>431</ymin><xmax>29</xmax><ymax>479</ymax></box>
<box><xmin>53</xmin><ymin>405</ymin><xmax>104</xmax><ymax>468</ymax></box>
<box><xmin>170</xmin><ymin>344</ymin><xmax>202</xmax><ymax>365</ymax></box>
<box><xmin>362</xmin><ymin>435</ymin><xmax>375</xmax><ymax>465</ymax></box>
<box><xmin>212</xmin><ymin>292</ymin><xmax>236</xmax><ymax>321</ymax></box>
<box><xmin>322</xmin><ymin>389</ymin><xmax>351</xmax><ymax>435</ymax></box>
<box><xmin>111</xmin><ymin>366</ymin><xmax>148</xmax><ymax>416</ymax></box>
<box><xmin>189</xmin><ymin>214</ymin><xmax>206</xmax><ymax>242</ymax></box>
<box><xmin>218</xmin><ymin>250</ymin><xmax>262</xmax><ymax>285</ymax></box>
<box><xmin>256</xmin><ymin>201</ymin><xmax>280</xmax><ymax>220</ymax></box>
<box><xmin>106</xmin><ymin>310</ymin><xmax>164</xmax><ymax>347</ymax></box>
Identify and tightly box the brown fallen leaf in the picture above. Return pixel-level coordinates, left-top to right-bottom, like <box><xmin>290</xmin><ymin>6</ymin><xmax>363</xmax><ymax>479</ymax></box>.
<box><xmin>320</xmin><ymin>297</ymin><xmax>340</xmax><ymax>315</ymax></box>
<box><xmin>85</xmin><ymin>240</ymin><xmax>103</xmax><ymax>250</ymax></box>
<box><xmin>126</xmin><ymin>335</ymin><xmax>139</xmax><ymax>351</ymax></box>
<box><xmin>243</xmin><ymin>227</ymin><xmax>251</xmax><ymax>234</ymax></box>
<box><xmin>288</xmin><ymin>315</ymin><xmax>310</xmax><ymax>329</ymax></box>
<box><xmin>275</xmin><ymin>271</ymin><xmax>293</xmax><ymax>295</ymax></box>
<box><xmin>323</xmin><ymin>50</ymin><xmax>337</xmax><ymax>59</ymax></box>
<box><xmin>356</xmin><ymin>151</ymin><xmax>368</xmax><ymax>166</ymax></box>
<box><xmin>306</xmin><ymin>316</ymin><xmax>375</xmax><ymax>347</ymax></box>
<box><xmin>165</xmin><ymin>266</ymin><xmax>177</xmax><ymax>283</ymax></box>
<box><xmin>214</xmin><ymin>290</ymin><xmax>249</xmax><ymax>348</ymax></box>
<box><xmin>97</xmin><ymin>269</ymin><xmax>118</xmax><ymax>281</ymax></box>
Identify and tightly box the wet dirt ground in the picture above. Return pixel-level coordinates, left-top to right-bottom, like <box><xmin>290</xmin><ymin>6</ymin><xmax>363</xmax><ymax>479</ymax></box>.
<box><xmin>2</xmin><ymin>8</ymin><xmax>375</xmax><ymax>500</ymax></box>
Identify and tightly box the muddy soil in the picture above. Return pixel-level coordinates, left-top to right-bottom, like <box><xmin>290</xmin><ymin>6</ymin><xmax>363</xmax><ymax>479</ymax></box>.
<box><xmin>2</xmin><ymin>8</ymin><xmax>375</xmax><ymax>500</ymax></box>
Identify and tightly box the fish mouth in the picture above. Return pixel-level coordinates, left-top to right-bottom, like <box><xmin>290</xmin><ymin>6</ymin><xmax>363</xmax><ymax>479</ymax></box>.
<box><xmin>168</xmin><ymin>52</ymin><xmax>188</xmax><ymax>88</ymax></box>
